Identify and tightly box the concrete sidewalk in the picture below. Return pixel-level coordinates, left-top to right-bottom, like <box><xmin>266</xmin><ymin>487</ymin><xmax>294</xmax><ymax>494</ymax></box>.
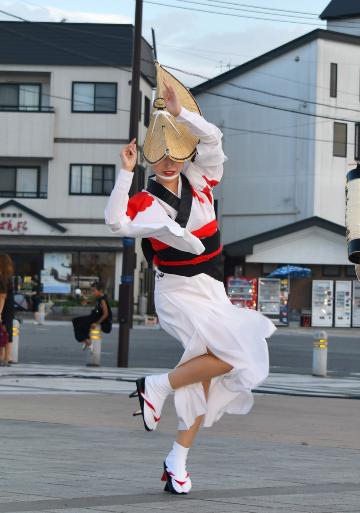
<box><xmin>1</xmin><ymin>364</ymin><xmax>360</xmax><ymax>398</ymax></box>
<box><xmin>1</xmin><ymin>388</ymin><xmax>360</xmax><ymax>513</ymax></box>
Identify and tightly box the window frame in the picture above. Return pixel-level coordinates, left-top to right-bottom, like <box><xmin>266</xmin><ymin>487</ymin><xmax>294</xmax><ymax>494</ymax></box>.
<box><xmin>144</xmin><ymin>95</ymin><xmax>151</xmax><ymax>127</ymax></box>
<box><xmin>333</xmin><ymin>122</ymin><xmax>347</xmax><ymax>158</ymax></box>
<box><xmin>330</xmin><ymin>63</ymin><xmax>338</xmax><ymax>98</ymax></box>
<box><xmin>71</xmin><ymin>81</ymin><xmax>118</xmax><ymax>114</ymax></box>
<box><xmin>0</xmin><ymin>165</ymin><xmax>45</xmax><ymax>198</ymax></box>
<box><xmin>0</xmin><ymin>82</ymin><xmax>42</xmax><ymax>112</ymax></box>
<box><xmin>69</xmin><ymin>164</ymin><xmax>115</xmax><ymax>196</ymax></box>
<box><xmin>355</xmin><ymin>122</ymin><xmax>360</xmax><ymax>162</ymax></box>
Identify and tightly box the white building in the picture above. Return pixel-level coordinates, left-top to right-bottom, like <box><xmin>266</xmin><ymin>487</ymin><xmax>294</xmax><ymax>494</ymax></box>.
<box><xmin>0</xmin><ymin>22</ymin><xmax>155</xmax><ymax>300</ymax></box>
<box><xmin>192</xmin><ymin>0</ymin><xmax>360</xmax><ymax>310</ymax></box>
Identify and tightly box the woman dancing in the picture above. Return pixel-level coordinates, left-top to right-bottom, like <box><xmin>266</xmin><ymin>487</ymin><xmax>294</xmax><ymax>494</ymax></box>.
<box><xmin>105</xmin><ymin>64</ymin><xmax>275</xmax><ymax>496</ymax></box>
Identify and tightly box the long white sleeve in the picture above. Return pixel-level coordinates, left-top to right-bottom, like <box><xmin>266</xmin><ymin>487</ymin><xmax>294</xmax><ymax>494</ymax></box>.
<box><xmin>104</xmin><ymin>168</ymin><xmax>133</xmax><ymax>233</ymax></box>
<box><xmin>104</xmin><ymin>168</ymin><xmax>205</xmax><ymax>255</ymax></box>
<box><xmin>177</xmin><ymin>107</ymin><xmax>226</xmax><ymax>193</ymax></box>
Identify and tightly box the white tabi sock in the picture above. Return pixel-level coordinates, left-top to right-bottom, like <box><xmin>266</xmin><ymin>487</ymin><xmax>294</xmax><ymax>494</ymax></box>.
<box><xmin>143</xmin><ymin>373</ymin><xmax>173</xmax><ymax>430</ymax></box>
<box><xmin>165</xmin><ymin>441</ymin><xmax>192</xmax><ymax>493</ymax></box>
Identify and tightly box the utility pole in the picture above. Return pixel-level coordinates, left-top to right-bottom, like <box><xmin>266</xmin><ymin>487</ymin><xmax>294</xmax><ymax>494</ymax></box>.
<box><xmin>117</xmin><ymin>0</ymin><xmax>143</xmax><ymax>367</ymax></box>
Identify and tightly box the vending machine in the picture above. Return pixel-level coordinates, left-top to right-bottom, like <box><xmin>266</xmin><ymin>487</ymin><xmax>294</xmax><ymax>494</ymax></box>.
<box><xmin>334</xmin><ymin>281</ymin><xmax>352</xmax><ymax>328</ymax></box>
<box><xmin>311</xmin><ymin>280</ymin><xmax>334</xmax><ymax>327</ymax></box>
<box><xmin>352</xmin><ymin>281</ymin><xmax>360</xmax><ymax>327</ymax></box>
<box><xmin>257</xmin><ymin>278</ymin><xmax>281</xmax><ymax>323</ymax></box>
<box><xmin>226</xmin><ymin>276</ymin><xmax>257</xmax><ymax>309</ymax></box>
<box><xmin>279</xmin><ymin>278</ymin><xmax>289</xmax><ymax>326</ymax></box>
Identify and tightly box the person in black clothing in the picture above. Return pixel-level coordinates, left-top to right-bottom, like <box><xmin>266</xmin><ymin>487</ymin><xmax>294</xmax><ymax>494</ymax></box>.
<box><xmin>31</xmin><ymin>275</ymin><xmax>43</xmax><ymax>324</ymax></box>
<box><xmin>72</xmin><ymin>281</ymin><xmax>111</xmax><ymax>350</ymax></box>
<box><xmin>0</xmin><ymin>254</ymin><xmax>15</xmax><ymax>366</ymax></box>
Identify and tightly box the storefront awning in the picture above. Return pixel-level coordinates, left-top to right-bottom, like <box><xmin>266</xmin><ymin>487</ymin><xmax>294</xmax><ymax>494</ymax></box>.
<box><xmin>0</xmin><ymin>235</ymin><xmax>122</xmax><ymax>252</ymax></box>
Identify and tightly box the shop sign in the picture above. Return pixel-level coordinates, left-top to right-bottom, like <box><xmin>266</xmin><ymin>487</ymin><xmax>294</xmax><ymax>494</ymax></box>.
<box><xmin>0</xmin><ymin>212</ymin><xmax>28</xmax><ymax>233</ymax></box>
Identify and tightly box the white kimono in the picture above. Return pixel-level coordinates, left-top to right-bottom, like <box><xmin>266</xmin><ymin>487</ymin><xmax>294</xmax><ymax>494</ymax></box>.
<box><xmin>105</xmin><ymin>107</ymin><xmax>276</xmax><ymax>430</ymax></box>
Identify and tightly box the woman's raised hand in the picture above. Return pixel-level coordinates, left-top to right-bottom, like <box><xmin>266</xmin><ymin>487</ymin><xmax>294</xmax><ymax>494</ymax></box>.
<box><xmin>120</xmin><ymin>138</ymin><xmax>137</xmax><ymax>172</ymax></box>
<box><xmin>163</xmin><ymin>81</ymin><xmax>181</xmax><ymax>117</ymax></box>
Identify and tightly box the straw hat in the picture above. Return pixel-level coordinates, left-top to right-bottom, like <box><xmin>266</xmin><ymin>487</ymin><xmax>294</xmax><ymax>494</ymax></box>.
<box><xmin>143</xmin><ymin>62</ymin><xmax>202</xmax><ymax>165</ymax></box>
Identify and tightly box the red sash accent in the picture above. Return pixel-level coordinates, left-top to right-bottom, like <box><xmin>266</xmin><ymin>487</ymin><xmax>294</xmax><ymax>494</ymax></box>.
<box><xmin>148</xmin><ymin>219</ymin><xmax>218</xmax><ymax>252</ymax></box>
<box><xmin>156</xmin><ymin>245</ymin><xmax>222</xmax><ymax>267</ymax></box>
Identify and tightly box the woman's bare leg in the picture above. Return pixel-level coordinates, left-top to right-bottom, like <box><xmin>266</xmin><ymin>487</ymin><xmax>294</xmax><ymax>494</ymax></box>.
<box><xmin>169</xmin><ymin>353</ymin><xmax>232</xmax><ymax>391</ymax></box>
<box><xmin>5</xmin><ymin>342</ymin><xmax>12</xmax><ymax>362</ymax></box>
<box><xmin>176</xmin><ymin>380</ymin><xmax>210</xmax><ymax>448</ymax></box>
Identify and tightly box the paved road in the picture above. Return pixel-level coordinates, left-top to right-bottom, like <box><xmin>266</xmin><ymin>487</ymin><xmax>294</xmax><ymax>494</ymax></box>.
<box><xmin>13</xmin><ymin>321</ymin><xmax>360</xmax><ymax>376</ymax></box>
<box><xmin>0</xmin><ymin>392</ymin><xmax>359</xmax><ymax>513</ymax></box>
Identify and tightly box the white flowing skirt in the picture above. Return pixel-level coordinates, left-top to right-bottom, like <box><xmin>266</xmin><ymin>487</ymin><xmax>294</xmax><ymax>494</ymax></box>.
<box><xmin>154</xmin><ymin>271</ymin><xmax>276</xmax><ymax>430</ymax></box>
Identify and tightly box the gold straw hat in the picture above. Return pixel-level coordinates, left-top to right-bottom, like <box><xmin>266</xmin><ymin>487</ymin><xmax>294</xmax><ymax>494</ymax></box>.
<box><xmin>143</xmin><ymin>62</ymin><xmax>202</xmax><ymax>165</ymax></box>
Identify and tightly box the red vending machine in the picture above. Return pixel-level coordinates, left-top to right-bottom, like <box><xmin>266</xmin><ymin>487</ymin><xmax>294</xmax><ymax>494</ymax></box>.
<box><xmin>226</xmin><ymin>277</ymin><xmax>258</xmax><ymax>309</ymax></box>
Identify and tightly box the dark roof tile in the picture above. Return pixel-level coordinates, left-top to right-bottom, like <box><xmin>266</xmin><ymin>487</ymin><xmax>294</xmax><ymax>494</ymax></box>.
<box><xmin>320</xmin><ymin>0</ymin><xmax>360</xmax><ymax>20</ymax></box>
<box><xmin>0</xmin><ymin>21</ymin><xmax>155</xmax><ymax>85</ymax></box>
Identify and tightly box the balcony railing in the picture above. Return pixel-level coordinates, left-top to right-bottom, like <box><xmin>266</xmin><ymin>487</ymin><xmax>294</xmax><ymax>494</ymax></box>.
<box><xmin>0</xmin><ymin>105</ymin><xmax>54</xmax><ymax>112</ymax></box>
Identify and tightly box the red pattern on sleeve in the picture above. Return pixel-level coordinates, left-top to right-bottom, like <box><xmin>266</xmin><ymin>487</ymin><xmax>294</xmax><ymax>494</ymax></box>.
<box><xmin>191</xmin><ymin>186</ymin><xmax>205</xmax><ymax>204</ymax></box>
<box><xmin>202</xmin><ymin>175</ymin><xmax>219</xmax><ymax>188</ymax></box>
<box><xmin>201</xmin><ymin>185</ymin><xmax>213</xmax><ymax>204</ymax></box>
<box><xmin>126</xmin><ymin>192</ymin><xmax>154</xmax><ymax>221</ymax></box>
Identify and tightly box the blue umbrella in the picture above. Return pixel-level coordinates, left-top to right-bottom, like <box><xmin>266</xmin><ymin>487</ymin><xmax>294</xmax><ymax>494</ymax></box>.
<box><xmin>268</xmin><ymin>265</ymin><xmax>311</xmax><ymax>278</ymax></box>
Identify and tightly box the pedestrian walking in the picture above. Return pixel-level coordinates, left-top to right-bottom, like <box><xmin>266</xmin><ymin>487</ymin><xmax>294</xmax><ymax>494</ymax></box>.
<box><xmin>105</xmin><ymin>63</ymin><xmax>276</xmax><ymax>495</ymax></box>
<box><xmin>0</xmin><ymin>254</ymin><xmax>15</xmax><ymax>366</ymax></box>
<box><xmin>72</xmin><ymin>281</ymin><xmax>112</xmax><ymax>350</ymax></box>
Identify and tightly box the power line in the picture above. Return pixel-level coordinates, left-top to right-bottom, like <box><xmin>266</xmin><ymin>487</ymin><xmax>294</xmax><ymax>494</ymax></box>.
<box><xmin>3</xmin><ymin>3</ymin><xmax>360</xmax><ymax>105</ymax></box>
<box><xmin>223</xmin><ymin>124</ymin><xmax>355</xmax><ymax>146</ymax></box>
<box><xmin>159</xmin><ymin>43</ymin><xmax>360</xmax><ymax>102</ymax></box>
<box><xmin>144</xmin><ymin>0</ymin><xmax>360</xmax><ymax>32</ymax></box>
<box><xmin>144</xmin><ymin>0</ymin><xmax>325</xmax><ymax>26</ymax></box>
<box><xmin>206</xmin><ymin>90</ymin><xmax>359</xmax><ymax>123</ymax></box>
<box><xmin>165</xmin><ymin>64</ymin><xmax>360</xmax><ymax>119</ymax></box>
<box><xmin>204</xmin><ymin>0</ymin><xmax>319</xmax><ymax>17</ymax></box>
<box><xmin>0</xmin><ymin>8</ymin><xmax>28</xmax><ymax>21</ymax></box>
<box><xmin>1</xmin><ymin>5</ymin><xmax>359</xmax><ymax>122</ymax></box>
<box><xmin>171</xmin><ymin>0</ymin><xmax>319</xmax><ymax>21</ymax></box>
<box><xmin>1</xmin><ymin>6</ymin><xmax>359</xmax><ymax>140</ymax></box>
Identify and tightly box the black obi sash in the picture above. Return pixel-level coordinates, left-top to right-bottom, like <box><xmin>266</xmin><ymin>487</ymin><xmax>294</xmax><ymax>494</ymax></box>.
<box><xmin>141</xmin><ymin>173</ymin><xmax>223</xmax><ymax>282</ymax></box>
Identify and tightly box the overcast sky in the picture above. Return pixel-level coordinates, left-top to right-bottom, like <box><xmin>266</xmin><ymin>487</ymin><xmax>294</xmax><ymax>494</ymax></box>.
<box><xmin>0</xmin><ymin>0</ymin><xmax>332</xmax><ymax>86</ymax></box>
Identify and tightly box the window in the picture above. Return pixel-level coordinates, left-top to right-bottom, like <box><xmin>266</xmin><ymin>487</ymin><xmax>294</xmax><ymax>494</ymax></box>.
<box><xmin>72</xmin><ymin>82</ymin><xmax>117</xmax><ymax>113</ymax></box>
<box><xmin>70</xmin><ymin>165</ymin><xmax>115</xmax><ymax>195</ymax></box>
<box><xmin>0</xmin><ymin>83</ymin><xmax>41</xmax><ymax>111</ymax></box>
<box><xmin>144</xmin><ymin>95</ymin><xmax>151</xmax><ymax>127</ymax></box>
<box><xmin>0</xmin><ymin>166</ymin><xmax>47</xmax><ymax>198</ymax></box>
<box><xmin>330</xmin><ymin>63</ymin><xmax>337</xmax><ymax>98</ymax></box>
<box><xmin>71</xmin><ymin>251</ymin><xmax>116</xmax><ymax>298</ymax></box>
<box><xmin>346</xmin><ymin>265</ymin><xmax>356</xmax><ymax>278</ymax></box>
<box><xmin>322</xmin><ymin>265</ymin><xmax>340</xmax><ymax>277</ymax></box>
<box><xmin>262</xmin><ymin>263</ymin><xmax>278</xmax><ymax>274</ymax></box>
<box><xmin>333</xmin><ymin>122</ymin><xmax>347</xmax><ymax>157</ymax></box>
<box><xmin>355</xmin><ymin>123</ymin><xmax>360</xmax><ymax>161</ymax></box>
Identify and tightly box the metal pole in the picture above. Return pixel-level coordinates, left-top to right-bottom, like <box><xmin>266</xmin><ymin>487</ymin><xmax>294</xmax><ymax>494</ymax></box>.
<box><xmin>117</xmin><ymin>0</ymin><xmax>143</xmax><ymax>368</ymax></box>
<box><xmin>12</xmin><ymin>319</ymin><xmax>20</xmax><ymax>364</ymax></box>
<box><xmin>312</xmin><ymin>330</ymin><xmax>328</xmax><ymax>377</ymax></box>
<box><xmin>86</xmin><ymin>323</ymin><xmax>102</xmax><ymax>367</ymax></box>
<box><xmin>151</xmin><ymin>27</ymin><xmax>157</xmax><ymax>61</ymax></box>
